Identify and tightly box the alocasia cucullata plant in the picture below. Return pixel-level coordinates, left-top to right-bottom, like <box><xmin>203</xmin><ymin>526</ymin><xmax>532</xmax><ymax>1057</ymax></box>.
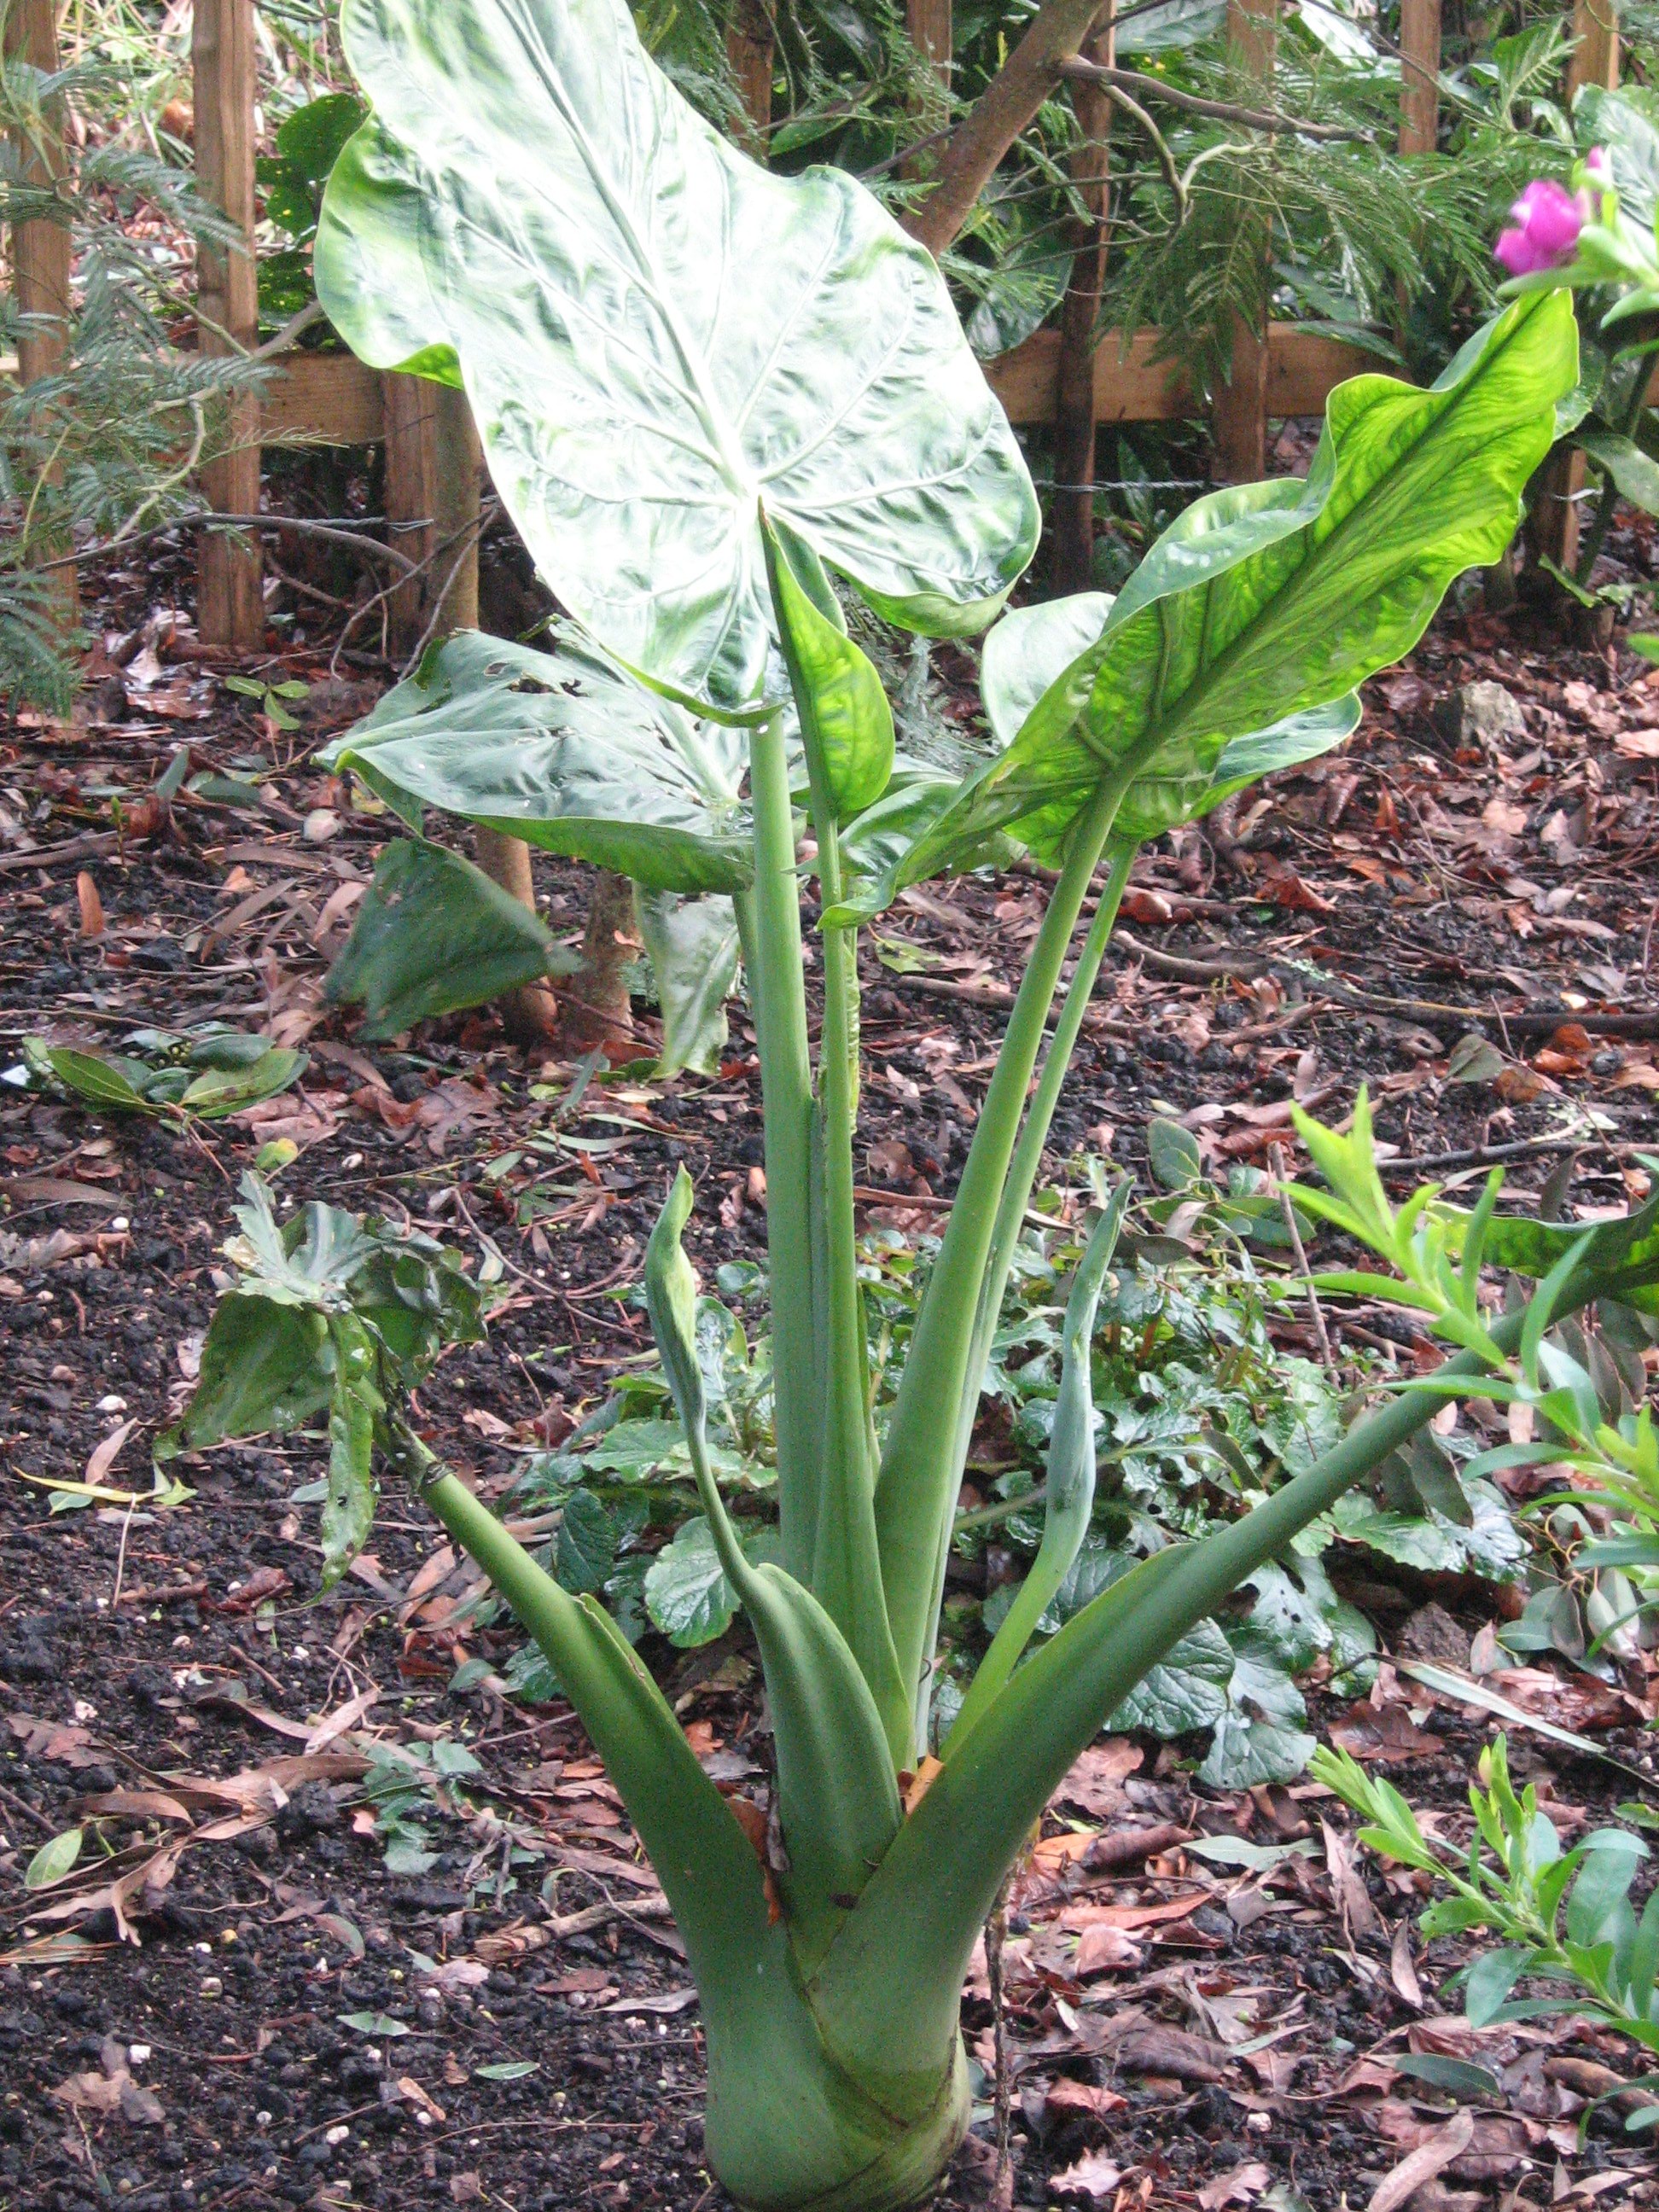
<box><xmin>160</xmin><ymin>3</ymin><xmax>1654</xmax><ymax>2205</ymax></box>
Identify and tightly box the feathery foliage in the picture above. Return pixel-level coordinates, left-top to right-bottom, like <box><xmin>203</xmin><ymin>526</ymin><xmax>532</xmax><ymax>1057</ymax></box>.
<box><xmin>1</xmin><ymin>27</ymin><xmax>261</xmax><ymax>711</ymax></box>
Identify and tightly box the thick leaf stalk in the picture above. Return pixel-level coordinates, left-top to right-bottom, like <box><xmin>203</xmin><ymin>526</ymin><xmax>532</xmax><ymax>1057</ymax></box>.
<box><xmin>392</xmin><ymin>1424</ymin><xmax>965</xmax><ymax>2212</ymax></box>
<box><xmin>875</xmin><ymin>763</ymin><xmax>1138</xmax><ymax>1736</ymax></box>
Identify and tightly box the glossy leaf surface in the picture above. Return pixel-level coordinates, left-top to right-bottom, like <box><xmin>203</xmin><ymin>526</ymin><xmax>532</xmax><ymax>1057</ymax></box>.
<box><xmin>321</xmin><ymin>632</ymin><xmax>753</xmax><ymax>895</ymax></box>
<box><xmin>978</xmin><ymin>591</ymin><xmax>1362</xmax><ymax>849</ymax></box>
<box><xmin>315</xmin><ymin>0</ymin><xmax>1037</xmax><ymax>717</ymax></box>
<box><xmin>842</xmin><ymin>294</ymin><xmax>1575</xmax><ymax>908</ymax></box>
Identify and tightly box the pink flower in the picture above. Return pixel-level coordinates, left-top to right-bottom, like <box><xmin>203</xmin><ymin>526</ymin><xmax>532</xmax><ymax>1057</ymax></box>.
<box><xmin>1494</xmin><ymin>178</ymin><xmax>1586</xmax><ymax>276</ymax></box>
<box><xmin>1583</xmin><ymin>145</ymin><xmax>1613</xmax><ymax>190</ymax></box>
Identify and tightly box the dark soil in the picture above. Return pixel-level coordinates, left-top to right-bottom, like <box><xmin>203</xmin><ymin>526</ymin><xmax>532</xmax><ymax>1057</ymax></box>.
<box><xmin>3</xmin><ymin>541</ymin><xmax>1659</xmax><ymax>2212</ymax></box>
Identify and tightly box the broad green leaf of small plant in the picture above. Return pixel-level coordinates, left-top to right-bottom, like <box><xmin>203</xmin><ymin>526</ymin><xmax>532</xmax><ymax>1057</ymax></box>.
<box><xmin>24</xmin><ymin>1027</ymin><xmax>307</xmax><ymax>1122</ymax></box>
<box><xmin>161</xmin><ymin>1175</ymin><xmax>484</xmax><ymax>1586</ymax></box>
<box><xmin>328</xmin><ymin>835</ymin><xmax>579</xmax><ymax>1039</ymax></box>
<box><xmin>24</xmin><ymin>1827</ymin><xmax>83</xmax><ymax>1890</ymax></box>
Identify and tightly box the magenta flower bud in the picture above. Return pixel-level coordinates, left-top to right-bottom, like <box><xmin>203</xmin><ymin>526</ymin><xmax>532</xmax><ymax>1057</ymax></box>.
<box><xmin>1494</xmin><ymin>178</ymin><xmax>1586</xmax><ymax>276</ymax></box>
<box><xmin>1583</xmin><ymin>145</ymin><xmax>1613</xmax><ymax>189</ymax></box>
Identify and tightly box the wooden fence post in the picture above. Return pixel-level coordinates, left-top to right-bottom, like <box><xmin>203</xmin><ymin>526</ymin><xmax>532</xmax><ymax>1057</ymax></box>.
<box><xmin>1051</xmin><ymin>9</ymin><xmax>1114</xmax><ymax>593</ymax></box>
<box><xmin>1536</xmin><ymin>0</ymin><xmax>1620</xmax><ymax>576</ymax></box>
<box><xmin>380</xmin><ymin>373</ymin><xmax>437</xmax><ymax>655</ymax></box>
<box><xmin>1211</xmin><ymin>0</ymin><xmax>1278</xmax><ymax>481</ymax></box>
<box><xmin>193</xmin><ymin>0</ymin><xmax>263</xmax><ymax>649</ymax></box>
<box><xmin>1396</xmin><ymin>0</ymin><xmax>1441</xmax><ymax>155</ymax></box>
<box><xmin>5</xmin><ymin>0</ymin><xmax>78</xmax><ymax>625</ymax></box>
<box><xmin>726</xmin><ymin>0</ymin><xmax>773</xmax><ymax>150</ymax></box>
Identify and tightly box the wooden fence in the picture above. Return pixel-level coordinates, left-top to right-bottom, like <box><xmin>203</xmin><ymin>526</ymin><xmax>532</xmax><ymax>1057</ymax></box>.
<box><xmin>3</xmin><ymin>0</ymin><xmax>1624</xmax><ymax>648</ymax></box>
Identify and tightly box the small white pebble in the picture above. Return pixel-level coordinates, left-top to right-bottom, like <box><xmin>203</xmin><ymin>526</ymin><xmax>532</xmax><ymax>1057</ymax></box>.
<box><xmin>96</xmin><ymin>1394</ymin><xmax>127</xmax><ymax>1412</ymax></box>
<box><xmin>110</xmin><ymin>1216</ymin><xmax>129</xmax><ymax>1232</ymax></box>
<box><xmin>129</xmin><ymin>2046</ymin><xmax>150</xmax><ymax>2065</ymax></box>
<box><xmin>325</xmin><ymin>2126</ymin><xmax>349</xmax><ymax>2147</ymax></box>
<box><xmin>72</xmin><ymin>1699</ymin><xmax>96</xmax><ymax>1722</ymax></box>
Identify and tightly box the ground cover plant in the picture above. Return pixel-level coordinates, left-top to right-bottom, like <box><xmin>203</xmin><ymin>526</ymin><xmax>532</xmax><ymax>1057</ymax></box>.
<box><xmin>92</xmin><ymin>3</ymin><xmax>1659</xmax><ymax>2207</ymax></box>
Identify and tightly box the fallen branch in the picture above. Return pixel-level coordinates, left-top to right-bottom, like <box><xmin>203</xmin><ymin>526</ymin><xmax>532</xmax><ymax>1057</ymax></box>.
<box><xmin>1112</xmin><ymin>932</ymin><xmax>1659</xmax><ymax>1040</ymax></box>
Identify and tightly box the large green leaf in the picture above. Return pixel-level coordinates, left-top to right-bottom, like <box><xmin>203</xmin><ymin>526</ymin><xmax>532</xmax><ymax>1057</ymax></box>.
<box><xmin>314</xmin><ymin>0</ymin><xmax>1038</xmax><ymax>719</ymax></box>
<box><xmin>636</xmin><ymin>888</ymin><xmax>742</xmax><ymax>1078</ymax></box>
<box><xmin>1578</xmin><ymin>428</ymin><xmax>1659</xmax><ymax>518</ymax></box>
<box><xmin>162</xmin><ymin>1291</ymin><xmax>334</xmax><ymax>1451</ymax></box>
<box><xmin>320</xmin><ymin>632</ymin><xmax>753</xmax><ymax>895</ymax></box>
<box><xmin>1577</xmin><ymin>85</ymin><xmax>1659</xmax><ymax>233</ymax></box>
<box><xmin>977</xmin><ymin>591</ymin><xmax>1362</xmax><ymax>853</ymax></box>
<box><xmin>327</xmin><ymin>835</ymin><xmax>578</xmax><ymax>1039</ymax></box>
<box><xmin>836</xmin><ymin>294</ymin><xmax>1575</xmax><ymax>909</ymax></box>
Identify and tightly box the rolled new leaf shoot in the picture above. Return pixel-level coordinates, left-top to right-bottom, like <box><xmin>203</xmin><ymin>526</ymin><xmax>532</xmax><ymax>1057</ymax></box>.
<box><xmin>946</xmin><ymin>1180</ymin><xmax>1131</xmax><ymax>1746</ymax></box>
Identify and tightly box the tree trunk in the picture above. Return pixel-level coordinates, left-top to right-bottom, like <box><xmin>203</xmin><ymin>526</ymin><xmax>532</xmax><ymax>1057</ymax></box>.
<box><xmin>560</xmin><ymin>867</ymin><xmax>641</xmax><ymax>1056</ymax></box>
<box><xmin>6</xmin><ymin>0</ymin><xmax>79</xmax><ymax>632</ymax></box>
<box><xmin>1050</xmin><ymin>12</ymin><xmax>1115</xmax><ymax>595</ymax></box>
<box><xmin>899</xmin><ymin>0</ymin><xmax>1121</xmax><ymax>256</ymax></box>
<box><xmin>429</xmin><ymin>386</ymin><xmax>561</xmax><ymax>1043</ymax></box>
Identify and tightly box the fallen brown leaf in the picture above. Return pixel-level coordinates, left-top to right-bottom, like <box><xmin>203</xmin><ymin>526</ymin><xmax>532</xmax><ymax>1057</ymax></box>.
<box><xmin>1199</xmin><ymin>2162</ymin><xmax>1272</xmax><ymax>2209</ymax></box>
<box><xmin>1368</xmin><ymin>2109</ymin><xmax>1476</xmax><ymax>2212</ymax></box>
<box><xmin>1328</xmin><ymin>1700</ymin><xmax>1436</xmax><ymax>1765</ymax></box>
<box><xmin>1053</xmin><ymin>1739</ymin><xmax>1143</xmax><ymax>1819</ymax></box>
<box><xmin>1045</xmin><ymin>2078</ymin><xmax>1129</xmax><ymax>2125</ymax></box>
<box><xmin>1049</xmin><ymin>2151</ymin><xmax>1126</xmax><ymax>2201</ymax></box>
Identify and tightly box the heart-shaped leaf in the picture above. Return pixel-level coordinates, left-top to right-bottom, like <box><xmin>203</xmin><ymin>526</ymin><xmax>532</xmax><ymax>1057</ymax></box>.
<box><xmin>327</xmin><ymin>835</ymin><xmax>579</xmax><ymax>1039</ymax></box>
<box><xmin>320</xmin><ymin>631</ymin><xmax>754</xmax><ymax>894</ymax></box>
<box><xmin>315</xmin><ymin>0</ymin><xmax>1037</xmax><ymax>718</ymax></box>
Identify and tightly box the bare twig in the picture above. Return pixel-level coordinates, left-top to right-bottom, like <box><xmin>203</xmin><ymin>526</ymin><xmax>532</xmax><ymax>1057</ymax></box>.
<box><xmin>1097</xmin><ymin>79</ymin><xmax>1187</xmax><ymax>219</ymax></box>
<box><xmin>987</xmin><ymin>1871</ymin><xmax>1014</xmax><ymax>2207</ymax></box>
<box><xmin>1058</xmin><ymin>55</ymin><xmax>1371</xmax><ymax>140</ymax></box>
<box><xmin>326</xmin><ymin>500</ymin><xmax>501</xmax><ymax>678</ymax></box>
<box><xmin>1270</xmin><ymin>1141</ymin><xmax>1336</xmax><ymax>1378</ymax></box>
<box><xmin>48</xmin><ymin>509</ymin><xmax>417</xmax><ymax>573</ymax></box>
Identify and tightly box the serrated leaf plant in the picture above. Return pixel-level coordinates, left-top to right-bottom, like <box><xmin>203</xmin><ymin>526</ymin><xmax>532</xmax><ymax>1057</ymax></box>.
<box><xmin>154</xmin><ymin>2</ymin><xmax>1659</xmax><ymax>2203</ymax></box>
<box><xmin>1315</xmin><ymin>1736</ymin><xmax>1659</xmax><ymax>2100</ymax></box>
